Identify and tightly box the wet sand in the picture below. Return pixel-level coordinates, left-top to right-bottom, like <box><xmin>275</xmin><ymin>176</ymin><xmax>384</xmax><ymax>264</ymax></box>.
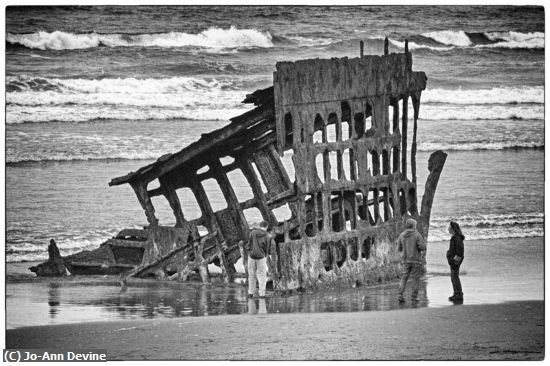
<box><xmin>6</xmin><ymin>300</ymin><xmax>544</xmax><ymax>360</ymax></box>
<box><xmin>6</xmin><ymin>237</ymin><xmax>544</xmax><ymax>328</ymax></box>
<box><xmin>5</xmin><ymin>237</ymin><xmax>544</xmax><ymax>360</ymax></box>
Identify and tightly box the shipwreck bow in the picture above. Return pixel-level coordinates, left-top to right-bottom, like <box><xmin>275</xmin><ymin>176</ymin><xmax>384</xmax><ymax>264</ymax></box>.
<box><xmin>32</xmin><ymin>39</ymin><xmax>446</xmax><ymax>293</ymax></box>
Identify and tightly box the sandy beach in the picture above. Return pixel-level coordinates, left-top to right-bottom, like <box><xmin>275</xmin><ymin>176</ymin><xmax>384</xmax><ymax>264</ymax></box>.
<box><xmin>5</xmin><ymin>237</ymin><xmax>545</xmax><ymax>360</ymax></box>
<box><xmin>6</xmin><ymin>300</ymin><xmax>544</xmax><ymax>360</ymax></box>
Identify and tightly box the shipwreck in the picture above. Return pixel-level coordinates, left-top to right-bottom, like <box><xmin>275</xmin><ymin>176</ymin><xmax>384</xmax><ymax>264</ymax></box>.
<box><xmin>31</xmin><ymin>39</ymin><xmax>447</xmax><ymax>292</ymax></box>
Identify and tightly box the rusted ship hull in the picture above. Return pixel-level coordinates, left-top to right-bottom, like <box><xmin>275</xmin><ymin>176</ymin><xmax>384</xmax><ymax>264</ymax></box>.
<box><xmin>31</xmin><ymin>40</ymin><xmax>447</xmax><ymax>293</ymax></box>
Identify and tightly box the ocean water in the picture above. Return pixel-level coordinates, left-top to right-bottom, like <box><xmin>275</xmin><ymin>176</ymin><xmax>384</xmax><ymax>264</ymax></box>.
<box><xmin>5</xmin><ymin>5</ymin><xmax>544</xmax><ymax>263</ymax></box>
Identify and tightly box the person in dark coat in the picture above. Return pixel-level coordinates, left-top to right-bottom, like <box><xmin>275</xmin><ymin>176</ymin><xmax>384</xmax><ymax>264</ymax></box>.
<box><xmin>447</xmin><ymin>221</ymin><xmax>465</xmax><ymax>301</ymax></box>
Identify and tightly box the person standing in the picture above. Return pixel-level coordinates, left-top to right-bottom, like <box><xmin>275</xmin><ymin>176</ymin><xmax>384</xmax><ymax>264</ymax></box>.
<box><xmin>247</xmin><ymin>221</ymin><xmax>273</xmax><ymax>298</ymax></box>
<box><xmin>397</xmin><ymin>218</ymin><xmax>426</xmax><ymax>303</ymax></box>
<box><xmin>447</xmin><ymin>221</ymin><xmax>465</xmax><ymax>301</ymax></box>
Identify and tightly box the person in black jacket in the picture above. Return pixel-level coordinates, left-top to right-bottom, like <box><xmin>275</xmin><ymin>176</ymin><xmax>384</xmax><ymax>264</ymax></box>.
<box><xmin>446</xmin><ymin>221</ymin><xmax>465</xmax><ymax>301</ymax></box>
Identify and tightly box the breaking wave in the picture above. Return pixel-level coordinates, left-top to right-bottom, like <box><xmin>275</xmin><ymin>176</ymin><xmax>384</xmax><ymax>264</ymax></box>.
<box><xmin>7</xmin><ymin>76</ymin><xmax>544</xmax><ymax>124</ymax></box>
<box><xmin>6</xmin><ymin>231</ymin><xmax>119</xmax><ymax>263</ymax></box>
<box><xmin>390</xmin><ymin>30</ymin><xmax>544</xmax><ymax>51</ymax></box>
<box><xmin>428</xmin><ymin>212</ymin><xmax>544</xmax><ymax>241</ymax></box>
<box><xmin>418</xmin><ymin>104</ymin><xmax>543</xmax><ymax>121</ymax></box>
<box><xmin>7</xmin><ymin>26</ymin><xmax>275</xmax><ymax>50</ymax></box>
<box><xmin>6</xmin><ymin>75</ymin><xmax>253</xmax><ymax>124</ymax></box>
<box><xmin>417</xmin><ymin>86</ymin><xmax>544</xmax><ymax>121</ymax></box>
<box><xmin>422</xmin><ymin>86</ymin><xmax>543</xmax><ymax>105</ymax></box>
<box><xmin>417</xmin><ymin>142</ymin><xmax>543</xmax><ymax>152</ymax></box>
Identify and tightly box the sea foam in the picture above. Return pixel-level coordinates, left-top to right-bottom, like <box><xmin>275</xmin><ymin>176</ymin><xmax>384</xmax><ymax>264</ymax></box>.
<box><xmin>428</xmin><ymin>212</ymin><xmax>544</xmax><ymax>241</ymax></box>
<box><xmin>423</xmin><ymin>30</ymin><xmax>472</xmax><ymax>47</ymax></box>
<box><xmin>419</xmin><ymin>104</ymin><xmax>543</xmax><ymax>121</ymax></box>
<box><xmin>7</xmin><ymin>26</ymin><xmax>274</xmax><ymax>50</ymax></box>
<box><xmin>389</xmin><ymin>30</ymin><xmax>544</xmax><ymax>50</ymax></box>
<box><xmin>6</xmin><ymin>75</ymin><xmax>254</xmax><ymax>124</ymax></box>
<box><xmin>422</xmin><ymin>86</ymin><xmax>543</xmax><ymax>105</ymax></box>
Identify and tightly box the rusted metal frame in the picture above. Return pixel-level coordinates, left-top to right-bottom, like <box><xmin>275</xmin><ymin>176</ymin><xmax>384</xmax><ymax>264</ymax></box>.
<box><xmin>371</xmin><ymin>149</ymin><xmax>380</xmax><ymax>176</ymax></box>
<box><xmin>158</xmin><ymin>176</ymin><xmax>186</xmax><ymax>228</ymax></box>
<box><xmin>350</xmin><ymin>189</ymin><xmax>359</xmax><ymax>229</ymax></box>
<box><xmin>334</xmin><ymin>113</ymin><xmax>344</xmax><ymax>180</ymax></box>
<box><xmin>349</xmin><ymin>147</ymin><xmax>357</xmax><ymax>181</ymax></box>
<box><xmin>273</xmin><ymin>70</ymin><xmax>285</xmax><ymax>154</ymax></box>
<box><xmin>320</xmin><ymin>119</ymin><xmax>329</xmax><ymax>184</ymax></box>
<box><xmin>239</xmin><ymin>197</ymin><xmax>257</xmax><ymax>211</ymax></box>
<box><xmin>318</xmin><ymin>171</ymin><xmax>397</xmax><ymax>192</ymax></box>
<box><xmin>209</xmin><ymin>160</ymin><xmax>250</xmax><ymax>238</ymax></box>
<box><xmin>419</xmin><ymin>150</ymin><xmax>448</xmax><ymax>240</ymax></box>
<box><xmin>372</xmin><ymin>186</ymin><xmax>381</xmax><ymax>224</ymax></box>
<box><xmin>347</xmin><ymin>114</ymin><xmax>357</xmax><ymax>181</ymax></box>
<box><xmin>382</xmin><ymin>149</ymin><xmax>390</xmax><ymax>175</ymax></box>
<box><xmin>252</xmin><ymin>146</ymin><xmax>291</xmax><ymax>198</ymax></box>
<box><xmin>401</xmin><ymin>94</ymin><xmax>409</xmax><ymax>180</ymax></box>
<box><xmin>266</xmin><ymin>187</ymin><xmax>297</xmax><ymax>206</ymax></box>
<box><xmin>361</xmin><ymin>193</ymin><xmax>372</xmax><ymax>226</ymax></box>
<box><xmin>126</xmin><ymin>231</ymin><xmax>218</xmax><ymax>279</ymax></box>
<box><xmin>232</xmin><ymin>131</ymin><xmax>277</xmax><ymax>160</ymax></box>
<box><xmin>188</xmin><ymin>175</ymin><xmax>217</xmax><ymax>232</ymax></box>
<box><xmin>382</xmin><ymin>185</ymin><xmax>391</xmax><ymax>222</ymax></box>
<box><xmin>338</xmin><ymin>189</ymin><xmax>346</xmax><ymax>231</ymax></box>
<box><xmin>290</xmin><ymin>111</ymin><xmax>300</xmax><ymax>146</ymax></box>
<box><xmin>401</xmin><ymin>182</ymin><xmax>411</xmax><ymax>215</ymax></box>
<box><xmin>213</xmin><ymin>118</ymin><xmax>275</xmax><ymax>155</ymax></box>
<box><xmin>392</xmin><ymin>145</ymin><xmax>400</xmax><ymax>175</ymax></box>
<box><xmin>411</xmin><ymin>92</ymin><xmax>421</xmax><ymax>185</ymax></box>
<box><xmin>321</xmin><ymin>189</ymin><xmax>331</xmax><ymax>234</ymax></box>
<box><xmin>180</xmin><ymin>233</ymin><xmax>210</xmax><ymax>283</ymax></box>
<box><xmin>312</xmin><ymin>191</ymin><xmax>320</xmax><ymax>235</ymax></box>
<box><xmin>392</xmin><ymin>97</ymin><xmax>400</xmax><ymax>134</ymax></box>
<box><xmin>382</xmin><ymin>95</ymin><xmax>391</xmax><ymax>134</ymax></box>
<box><xmin>183</xmin><ymin>124</ymin><xmax>274</xmax><ymax>180</ymax></box>
<box><xmin>190</xmin><ymin>217</ymin><xmax>207</xmax><ymax>232</ymax></box>
<box><xmin>282</xmin><ymin>221</ymin><xmax>290</xmax><ymax>242</ymax></box>
<box><xmin>195</xmin><ymin>160</ymin><xmax>239</xmax><ymax>181</ymax></box>
<box><xmin>239</xmin><ymin>157</ymin><xmax>277</xmax><ymax>226</ymax></box>
<box><xmin>388</xmin><ymin>174</ymin><xmax>401</xmax><ymax>219</ymax></box>
<box><xmin>323</xmin><ymin>148</ymin><xmax>331</xmax><ymax>182</ymax></box>
<box><xmin>337</xmin><ymin>149</ymin><xmax>344</xmax><ymax>180</ymax></box>
<box><xmin>133</xmin><ymin>128</ymin><xmax>276</xmax><ymax>197</ymax></box>
<box><xmin>110</xmin><ymin>107</ymin><xmax>272</xmax><ymax>187</ymax></box>
<box><xmin>187</xmin><ymin>174</ymin><xmax>233</xmax><ymax>282</ymax></box>
<box><xmin>297</xmin><ymin>195</ymin><xmax>306</xmax><ymax>238</ymax></box>
<box><xmin>267</xmin><ymin>143</ymin><xmax>294</xmax><ymax>189</ymax></box>
<box><xmin>130</xmin><ymin>181</ymin><xmax>158</xmax><ymax>227</ymax></box>
<box><xmin>310</xmin><ymin>140</ymin><xmax>353</xmax><ymax>155</ymax></box>
<box><xmin>147</xmin><ymin>186</ymin><xmax>164</xmax><ymax>198</ymax></box>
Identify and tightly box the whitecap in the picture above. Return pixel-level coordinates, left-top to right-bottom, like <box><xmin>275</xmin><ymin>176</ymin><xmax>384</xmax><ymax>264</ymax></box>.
<box><xmin>7</xmin><ymin>26</ymin><xmax>274</xmax><ymax>51</ymax></box>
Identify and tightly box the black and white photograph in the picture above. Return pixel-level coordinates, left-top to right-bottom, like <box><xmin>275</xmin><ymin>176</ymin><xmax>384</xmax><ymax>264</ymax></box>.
<box><xmin>3</xmin><ymin>3</ymin><xmax>545</xmax><ymax>361</ymax></box>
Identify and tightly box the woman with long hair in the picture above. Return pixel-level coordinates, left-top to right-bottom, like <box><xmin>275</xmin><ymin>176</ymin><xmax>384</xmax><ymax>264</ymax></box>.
<box><xmin>447</xmin><ymin>221</ymin><xmax>465</xmax><ymax>301</ymax></box>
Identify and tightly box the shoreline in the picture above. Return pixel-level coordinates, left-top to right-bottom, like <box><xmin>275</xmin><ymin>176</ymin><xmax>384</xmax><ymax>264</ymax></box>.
<box><xmin>5</xmin><ymin>237</ymin><xmax>544</xmax><ymax>338</ymax></box>
<box><xmin>6</xmin><ymin>235</ymin><xmax>544</xmax><ymax>276</ymax></box>
<box><xmin>6</xmin><ymin>300</ymin><xmax>544</xmax><ymax>360</ymax></box>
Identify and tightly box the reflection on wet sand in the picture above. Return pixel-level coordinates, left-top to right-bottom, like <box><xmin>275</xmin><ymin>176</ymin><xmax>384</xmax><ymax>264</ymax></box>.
<box><xmin>248</xmin><ymin>298</ymin><xmax>267</xmax><ymax>315</ymax></box>
<box><xmin>36</xmin><ymin>275</ymin><xmax>430</xmax><ymax>323</ymax></box>
<box><xmin>48</xmin><ymin>282</ymin><xmax>60</xmax><ymax>318</ymax></box>
<box><xmin>7</xmin><ymin>238</ymin><xmax>543</xmax><ymax>329</ymax></box>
